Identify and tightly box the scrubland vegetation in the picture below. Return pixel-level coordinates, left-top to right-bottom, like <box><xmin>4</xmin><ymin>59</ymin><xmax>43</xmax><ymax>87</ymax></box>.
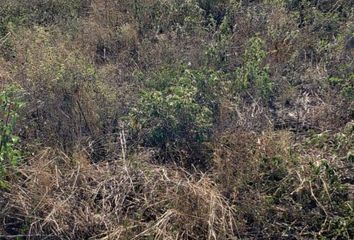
<box><xmin>0</xmin><ymin>0</ymin><xmax>353</xmax><ymax>239</ymax></box>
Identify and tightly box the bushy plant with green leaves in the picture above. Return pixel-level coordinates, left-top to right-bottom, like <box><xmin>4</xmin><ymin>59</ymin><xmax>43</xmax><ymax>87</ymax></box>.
<box><xmin>204</xmin><ymin>21</ymin><xmax>231</xmax><ymax>69</ymax></box>
<box><xmin>0</xmin><ymin>85</ymin><xmax>23</xmax><ymax>188</ymax></box>
<box><xmin>129</xmin><ymin>67</ymin><xmax>224</xmax><ymax>167</ymax></box>
<box><xmin>234</xmin><ymin>37</ymin><xmax>272</xmax><ymax>99</ymax></box>
<box><xmin>328</xmin><ymin>71</ymin><xmax>354</xmax><ymax>101</ymax></box>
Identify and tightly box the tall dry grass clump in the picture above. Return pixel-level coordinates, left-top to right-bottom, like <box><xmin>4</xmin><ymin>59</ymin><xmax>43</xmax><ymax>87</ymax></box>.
<box><xmin>1</xmin><ymin>148</ymin><xmax>236</xmax><ymax>239</ymax></box>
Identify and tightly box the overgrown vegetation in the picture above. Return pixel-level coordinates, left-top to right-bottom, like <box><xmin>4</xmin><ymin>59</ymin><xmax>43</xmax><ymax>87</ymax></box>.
<box><xmin>0</xmin><ymin>0</ymin><xmax>353</xmax><ymax>239</ymax></box>
<box><xmin>0</xmin><ymin>85</ymin><xmax>23</xmax><ymax>188</ymax></box>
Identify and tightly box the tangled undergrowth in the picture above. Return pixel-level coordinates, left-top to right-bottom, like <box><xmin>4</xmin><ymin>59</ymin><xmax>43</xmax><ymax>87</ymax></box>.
<box><xmin>1</xmin><ymin>122</ymin><xmax>353</xmax><ymax>239</ymax></box>
<box><xmin>0</xmin><ymin>0</ymin><xmax>353</xmax><ymax>239</ymax></box>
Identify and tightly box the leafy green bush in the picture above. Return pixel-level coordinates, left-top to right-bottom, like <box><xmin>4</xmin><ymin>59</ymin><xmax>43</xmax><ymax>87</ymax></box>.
<box><xmin>328</xmin><ymin>73</ymin><xmax>354</xmax><ymax>101</ymax></box>
<box><xmin>234</xmin><ymin>37</ymin><xmax>272</xmax><ymax>99</ymax></box>
<box><xmin>129</xmin><ymin>67</ymin><xmax>224</xmax><ymax>167</ymax></box>
<box><xmin>0</xmin><ymin>85</ymin><xmax>23</xmax><ymax>187</ymax></box>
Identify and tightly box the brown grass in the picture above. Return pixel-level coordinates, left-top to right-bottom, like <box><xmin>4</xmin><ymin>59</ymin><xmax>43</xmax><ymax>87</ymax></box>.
<box><xmin>1</xmin><ymin>148</ymin><xmax>236</xmax><ymax>239</ymax></box>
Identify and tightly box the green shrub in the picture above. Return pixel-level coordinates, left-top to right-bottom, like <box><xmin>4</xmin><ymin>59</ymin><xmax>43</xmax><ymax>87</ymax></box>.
<box><xmin>234</xmin><ymin>37</ymin><xmax>272</xmax><ymax>99</ymax></box>
<box><xmin>129</xmin><ymin>67</ymin><xmax>224</xmax><ymax>167</ymax></box>
<box><xmin>328</xmin><ymin>69</ymin><xmax>354</xmax><ymax>101</ymax></box>
<box><xmin>0</xmin><ymin>85</ymin><xmax>23</xmax><ymax>188</ymax></box>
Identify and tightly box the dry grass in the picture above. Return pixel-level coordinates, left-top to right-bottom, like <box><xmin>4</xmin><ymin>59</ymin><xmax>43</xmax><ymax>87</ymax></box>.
<box><xmin>1</xmin><ymin>148</ymin><xmax>235</xmax><ymax>239</ymax></box>
<box><xmin>211</xmin><ymin>126</ymin><xmax>353</xmax><ymax>239</ymax></box>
